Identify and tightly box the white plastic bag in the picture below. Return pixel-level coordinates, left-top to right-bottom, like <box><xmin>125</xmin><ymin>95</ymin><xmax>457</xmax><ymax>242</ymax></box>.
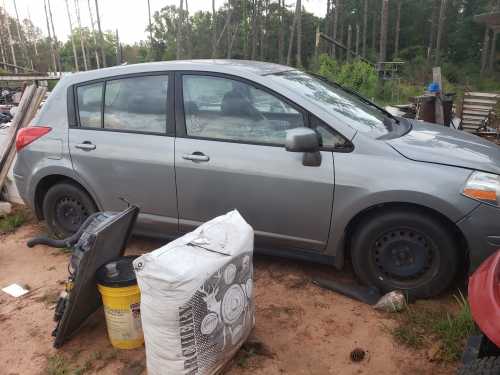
<box><xmin>133</xmin><ymin>210</ymin><xmax>255</xmax><ymax>375</ymax></box>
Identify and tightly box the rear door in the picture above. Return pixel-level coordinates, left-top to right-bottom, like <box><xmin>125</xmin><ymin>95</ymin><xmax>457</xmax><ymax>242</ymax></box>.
<box><xmin>174</xmin><ymin>72</ymin><xmax>334</xmax><ymax>252</ymax></box>
<box><xmin>68</xmin><ymin>73</ymin><xmax>178</xmax><ymax>236</ymax></box>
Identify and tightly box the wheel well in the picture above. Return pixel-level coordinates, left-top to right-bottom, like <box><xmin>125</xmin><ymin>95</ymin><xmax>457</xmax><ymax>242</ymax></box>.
<box><xmin>344</xmin><ymin>202</ymin><xmax>469</xmax><ymax>273</ymax></box>
<box><xmin>34</xmin><ymin>175</ymin><xmax>96</xmax><ymax>219</ymax></box>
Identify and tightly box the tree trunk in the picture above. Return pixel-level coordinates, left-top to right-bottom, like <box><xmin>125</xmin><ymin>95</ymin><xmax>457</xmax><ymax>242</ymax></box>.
<box><xmin>296</xmin><ymin>0</ymin><xmax>302</xmax><ymax>67</ymax></box>
<box><xmin>346</xmin><ymin>24</ymin><xmax>352</xmax><ymax>62</ymax></box>
<box><xmin>66</xmin><ymin>0</ymin><xmax>79</xmax><ymax>71</ymax></box>
<box><xmin>371</xmin><ymin>4</ymin><xmax>377</xmax><ymax>55</ymax></box>
<box><xmin>212</xmin><ymin>0</ymin><xmax>218</xmax><ymax>58</ymax></box>
<box><xmin>147</xmin><ymin>0</ymin><xmax>153</xmax><ymax>56</ymax></box>
<box><xmin>251</xmin><ymin>0</ymin><xmax>258</xmax><ymax>60</ymax></box>
<box><xmin>87</xmin><ymin>0</ymin><xmax>100</xmax><ymax>68</ymax></box>
<box><xmin>379</xmin><ymin>0</ymin><xmax>389</xmax><ymax>64</ymax></box>
<box><xmin>337</xmin><ymin>0</ymin><xmax>344</xmax><ymax>59</ymax></box>
<box><xmin>94</xmin><ymin>0</ymin><xmax>106</xmax><ymax>67</ymax></box>
<box><xmin>0</xmin><ymin>12</ymin><xmax>6</xmax><ymax>68</ymax></box>
<box><xmin>74</xmin><ymin>0</ymin><xmax>88</xmax><ymax>70</ymax></box>
<box><xmin>362</xmin><ymin>0</ymin><xmax>368</xmax><ymax>57</ymax></box>
<box><xmin>286</xmin><ymin>0</ymin><xmax>299</xmax><ymax>66</ymax></box>
<box><xmin>434</xmin><ymin>0</ymin><xmax>447</xmax><ymax>65</ymax></box>
<box><xmin>481</xmin><ymin>27</ymin><xmax>491</xmax><ymax>74</ymax></box>
<box><xmin>47</xmin><ymin>0</ymin><xmax>62</xmax><ymax>73</ymax></box>
<box><xmin>427</xmin><ymin>0</ymin><xmax>438</xmax><ymax>61</ymax></box>
<box><xmin>278</xmin><ymin>0</ymin><xmax>285</xmax><ymax>64</ymax></box>
<box><xmin>12</xmin><ymin>0</ymin><xmax>30</xmax><ymax>69</ymax></box>
<box><xmin>394</xmin><ymin>0</ymin><xmax>401</xmax><ymax>58</ymax></box>
<box><xmin>43</xmin><ymin>0</ymin><xmax>57</xmax><ymax>73</ymax></box>
<box><xmin>332</xmin><ymin>0</ymin><xmax>340</xmax><ymax>58</ymax></box>
<box><xmin>213</xmin><ymin>3</ymin><xmax>233</xmax><ymax>58</ymax></box>
<box><xmin>185</xmin><ymin>0</ymin><xmax>193</xmax><ymax>59</ymax></box>
<box><xmin>355</xmin><ymin>24</ymin><xmax>360</xmax><ymax>57</ymax></box>
<box><xmin>488</xmin><ymin>31</ymin><xmax>498</xmax><ymax>71</ymax></box>
<box><xmin>177</xmin><ymin>0</ymin><xmax>184</xmax><ymax>60</ymax></box>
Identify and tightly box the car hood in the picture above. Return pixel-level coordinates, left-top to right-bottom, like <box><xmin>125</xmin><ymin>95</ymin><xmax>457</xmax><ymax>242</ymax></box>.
<box><xmin>387</xmin><ymin>120</ymin><xmax>500</xmax><ymax>175</ymax></box>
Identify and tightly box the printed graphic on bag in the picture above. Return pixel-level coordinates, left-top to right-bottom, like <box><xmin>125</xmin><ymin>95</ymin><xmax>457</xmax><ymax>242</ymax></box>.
<box><xmin>178</xmin><ymin>252</ymin><xmax>254</xmax><ymax>374</ymax></box>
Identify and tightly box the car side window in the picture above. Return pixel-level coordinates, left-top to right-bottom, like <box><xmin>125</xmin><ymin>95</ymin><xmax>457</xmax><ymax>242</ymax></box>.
<box><xmin>77</xmin><ymin>82</ymin><xmax>103</xmax><ymax>128</ymax></box>
<box><xmin>182</xmin><ymin>75</ymin><xmax>305</xmax><ymax>145</ymax></box>
<box><xmin>311</xmin><ymin>116</ymin><xmax>351</xmax><ymax>150</ymax></box>
<box><xmin>104</xmin><ymin>75</ymin><xmax>169</xmax><ymax>133</ymax></box>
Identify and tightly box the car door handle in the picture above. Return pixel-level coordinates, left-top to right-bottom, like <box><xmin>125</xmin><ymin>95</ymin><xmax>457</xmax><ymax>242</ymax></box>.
<box><xmin>182</xmin><ymin>153</ymin><xmax>210</xmax><ymax>162</ymax></box>
<box><xmin>75</xmin><ymin>142</ymin><xmax>96</xmax><ymax>151</ymax></box>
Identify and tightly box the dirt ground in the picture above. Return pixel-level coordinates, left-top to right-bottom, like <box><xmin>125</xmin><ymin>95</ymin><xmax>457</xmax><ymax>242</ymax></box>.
<box><xmin>0</xmin><ymin>220</ymin><xmax>458</xmax><ymax>375</ymax></box>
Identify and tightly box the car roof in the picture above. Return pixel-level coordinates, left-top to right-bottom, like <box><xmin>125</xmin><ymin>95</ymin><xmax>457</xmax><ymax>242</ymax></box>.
<box><xmin>61</xmin><ymin>59</ymin><xmax>295</xmax><ymax>85</ymax></box>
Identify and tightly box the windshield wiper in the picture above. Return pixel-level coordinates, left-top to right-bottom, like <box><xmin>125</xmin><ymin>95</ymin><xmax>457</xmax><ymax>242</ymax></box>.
<box><xmin>310</xmin><ymin>73</ymin><xmax>400</xmax><ymax>124</ymax></box>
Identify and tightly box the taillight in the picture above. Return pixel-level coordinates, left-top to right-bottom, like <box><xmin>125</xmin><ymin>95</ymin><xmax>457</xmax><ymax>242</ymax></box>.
<box><xmin>16</xmin><ymin>126</ymin><xmax>52</xmax><ymax>151</ymax></box>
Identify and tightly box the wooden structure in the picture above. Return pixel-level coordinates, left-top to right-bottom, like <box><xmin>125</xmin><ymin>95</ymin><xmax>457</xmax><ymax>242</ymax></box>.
<box><xmin>0</xmin><ymin>84</ymin><xmax>47</xmax><ymax>190</ymax></box>
<box><xmin>459</xmin><ymin>92</ymin><xmax>500</xmax><ymax>132</ymax></box>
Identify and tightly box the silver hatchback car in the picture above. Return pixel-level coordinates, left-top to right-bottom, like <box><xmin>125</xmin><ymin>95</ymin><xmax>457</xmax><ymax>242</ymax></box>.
<box><xmin>14</xmin><ymin>60</ymin><xmax>500</xmax><ymax>298</ymax></box>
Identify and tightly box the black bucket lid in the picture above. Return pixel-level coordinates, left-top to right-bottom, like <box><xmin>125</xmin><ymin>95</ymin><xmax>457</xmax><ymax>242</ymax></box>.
<box><xmin>96</xmin><ymin>255</ymin><xmax>138</xmax><ymax>287</ymax></box>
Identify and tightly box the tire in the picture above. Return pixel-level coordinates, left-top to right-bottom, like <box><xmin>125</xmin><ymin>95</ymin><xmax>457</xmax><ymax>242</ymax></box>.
<box><xmin>350</xmin><ymin>209</ymin><xmax>459</xmax><ymax>299</ymax></box>
<box><xmin>42</xmin><ymin>182</ymin><xmax>97</xmax><ymax>238</ymax></box>
<box><xmin>458</xmin><ymin>357</ymin><xmax>500</xmax><ymax>375</ymax></box>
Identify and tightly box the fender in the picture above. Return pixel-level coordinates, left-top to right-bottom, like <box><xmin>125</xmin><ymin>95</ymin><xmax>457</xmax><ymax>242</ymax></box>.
<box><xmin>325</xmin><ymin>190</ymin><xmax>479</xmax><ymax>269</ymax></box>
<box><xmin>469</xmin><ymin>250</ymin><xmax>500</xmax><ymax>348</ymax></box>
<box><xmin>28</xmin><ymin>162</ymin><xmax>104</xmax><ymax>217</ymax></box>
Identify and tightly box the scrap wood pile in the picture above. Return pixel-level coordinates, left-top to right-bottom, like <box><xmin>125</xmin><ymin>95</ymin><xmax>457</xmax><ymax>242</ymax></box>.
<box><xmin>459</xmin><ymin>91</ymin><xmax>500</xmax><ymax>136</ymax></box>
<box><xmin>0</xmin><ymin>84</ymin><xmax>46</xmax><ymax>196</ymax></box>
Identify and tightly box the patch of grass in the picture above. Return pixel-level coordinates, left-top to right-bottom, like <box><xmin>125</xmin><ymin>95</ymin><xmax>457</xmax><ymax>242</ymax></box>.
<box><xmin>0</xmin><ymin>211</ymin><xmax>26</xmax><ymax>234</ymax></box>
<box><xmin>45</xmin><ymin>354</ymin><xmax>71</xmax><ymax>375</ymax></box>
<box><xmin>391</xmin><ymin>291</ymin><xmax>476</xmax><ymax>362</ymax></box>
<box><xmin>72</xmin><ymin>360</ymin><xmax>92</xmax><ymax>375</ymax></box>
<box><xmin>433</xmin><ymin>292</ymin><xmax>476</xmax><ymax>362</ymax></box>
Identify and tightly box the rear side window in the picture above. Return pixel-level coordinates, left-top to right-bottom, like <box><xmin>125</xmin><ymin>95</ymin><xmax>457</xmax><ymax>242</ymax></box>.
<box><xmin>104</xmin><ymin>76</ymin><xmax>169</xmax><ymax>133</ymax></box>
<box><xmin>75</xmin><ymin>75</ymin><xmax>169</xmax><ymax>134</ymax></box>
<box><xmin>77</xmin><ymin>82</ymin><xmax>103</xmax><ymax>128</ymax></box>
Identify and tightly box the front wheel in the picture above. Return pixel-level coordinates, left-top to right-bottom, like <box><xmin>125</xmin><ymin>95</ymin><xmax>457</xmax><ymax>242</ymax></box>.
<box><xmin>350</xmin><ymin>209</ymin><xmax>459</xmax><ymax>299</ymax></box>
<box><xmin>42</xmin><ymin>182</ymin><xmax>97</xmax><ymax>238</ymax></box>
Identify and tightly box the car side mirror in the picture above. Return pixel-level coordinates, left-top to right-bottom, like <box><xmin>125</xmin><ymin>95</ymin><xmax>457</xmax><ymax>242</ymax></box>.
<box><xmin>285</xmin><ymin>127</ymin><xmax>322</xmax><ymax>167</ymax></box>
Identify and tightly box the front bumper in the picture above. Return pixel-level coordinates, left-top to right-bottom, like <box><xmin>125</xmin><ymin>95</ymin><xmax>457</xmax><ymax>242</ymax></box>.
<box><xmin>457</xmin><ymin>203</ymin><xmax>500</xmax><ymax>272</ymax></box>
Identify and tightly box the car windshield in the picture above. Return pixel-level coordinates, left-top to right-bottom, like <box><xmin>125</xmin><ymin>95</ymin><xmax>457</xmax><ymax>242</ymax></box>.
<box><xmin>269</xmin><ymin>70</ymin><xmax>394</xmax><ymax>138</ymax></box>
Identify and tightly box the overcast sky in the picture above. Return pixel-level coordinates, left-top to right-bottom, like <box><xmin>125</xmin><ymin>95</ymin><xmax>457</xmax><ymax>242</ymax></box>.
<box><xmin>8</xmin><ymin>0</ymin><xmax>327</xmax><ymax>45</ymax></box>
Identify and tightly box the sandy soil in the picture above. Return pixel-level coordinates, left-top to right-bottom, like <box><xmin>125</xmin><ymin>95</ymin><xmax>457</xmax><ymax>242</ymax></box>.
<box><xmin>0</xmin><ymin>221</ymin><xmax>457</xmax><ymax>375</ymax></box>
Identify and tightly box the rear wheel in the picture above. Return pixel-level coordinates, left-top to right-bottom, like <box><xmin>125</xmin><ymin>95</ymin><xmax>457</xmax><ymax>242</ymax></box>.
<box><xmin>42</xmin><ymin>182</ymin><xmax>97</xmax><ymax>238</ymax></box>
<box><xmin>350</xmin><ymin>209</ymin><xmax>459</xmax><ymax>299</ymax></box>
<box><xmin>458</xmin><ymin>357</ymin><xmax>500</xmax><ymax>375</ymax></box>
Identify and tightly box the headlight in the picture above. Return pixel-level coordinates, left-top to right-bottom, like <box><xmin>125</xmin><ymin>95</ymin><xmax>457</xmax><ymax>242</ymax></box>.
<box><xmin>462</xmin><ymin>171</ymin><xmax>500</xmax><ymax>207</ymax></box>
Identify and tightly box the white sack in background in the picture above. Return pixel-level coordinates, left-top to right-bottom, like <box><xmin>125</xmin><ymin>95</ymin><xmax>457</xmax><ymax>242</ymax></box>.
<box><xmin>133</xmin><ymin>210</ymin><xmax>255</xmax><ymax>375</ymax></box>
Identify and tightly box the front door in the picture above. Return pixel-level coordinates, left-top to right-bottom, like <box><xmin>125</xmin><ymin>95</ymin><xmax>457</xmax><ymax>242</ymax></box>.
<box><xmin>69</xmin><ymin>74</ymin><xmax>178</xmax><ymax>236</ymax></box>
<box><xmin>174</xmin><ymin>73</ymin><xmax>334</xmax><ymax>252</ymax></box>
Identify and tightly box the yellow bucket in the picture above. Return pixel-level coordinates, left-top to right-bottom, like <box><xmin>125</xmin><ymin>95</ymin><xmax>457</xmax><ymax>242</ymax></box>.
<box><xmin>97</xmin><ymin>256</ymin><xmax>144</xmax><ymax>350</ymax></box>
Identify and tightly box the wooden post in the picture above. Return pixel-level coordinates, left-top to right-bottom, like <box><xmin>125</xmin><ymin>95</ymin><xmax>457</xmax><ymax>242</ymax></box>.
<box><xmin>74</xmin><ymin>0</ymin><xmax>88</xmax><ymax>70</ymax></box>
<box><xmin>65</xmin><ymin>0</ymin><xmax>80</xmax><ymax>71</ymax></box>
<box><xmin>94</xmin><ymin>0</ymin><xmax>106</xmax><ymax>67</ymax></box>
<box><xmin>433</xmin><ymin>67</ymin><xmax>445</xmax><ymax>125</ymax></box>
<box><xmin>87</xmin><ymin>0</ymin><xmax>100</xmax><ymax>69</ymax></box>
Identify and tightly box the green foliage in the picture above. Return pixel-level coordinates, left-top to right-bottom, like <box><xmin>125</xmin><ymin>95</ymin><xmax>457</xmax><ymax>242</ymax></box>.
<box><xmin>0</xmin><ymin>211</ymin><xmax>26</xmax><ymax>234</ymax></box>
<box><xmin>317</xmin><ymin>54</ymin><xmax>378</xmax><ymax>99</ymax></box>
<box><xmin>391</xmin><ymin>292</ymin><xmax>476</xmax><ymax>362</ymax></box>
